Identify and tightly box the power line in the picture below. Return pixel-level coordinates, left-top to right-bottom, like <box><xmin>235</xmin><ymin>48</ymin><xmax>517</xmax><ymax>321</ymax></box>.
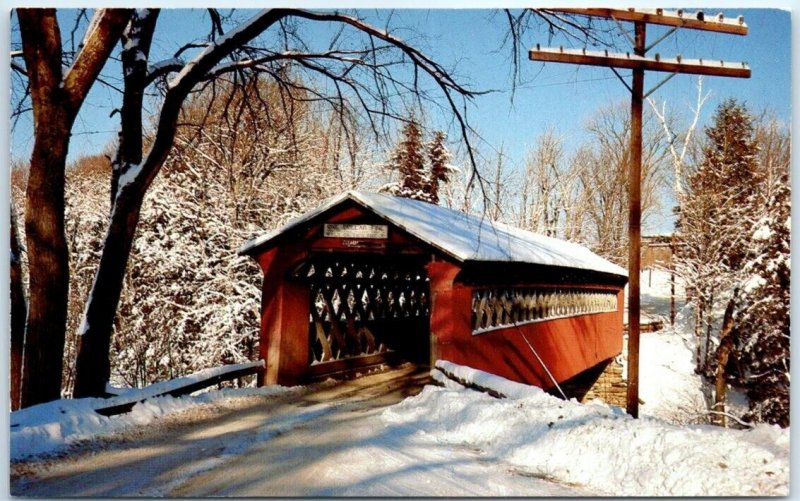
<box><xmin>522</xmin><ymin>74</ymin><xmax>625</xmax><ymax>89</ymax></box>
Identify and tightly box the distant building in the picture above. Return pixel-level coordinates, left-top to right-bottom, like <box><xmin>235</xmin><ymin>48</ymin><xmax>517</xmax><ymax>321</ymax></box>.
<box><xmin>641</xmin><ymin>234</ymin><xmax>677</xmax><ymax>269</ymax></box>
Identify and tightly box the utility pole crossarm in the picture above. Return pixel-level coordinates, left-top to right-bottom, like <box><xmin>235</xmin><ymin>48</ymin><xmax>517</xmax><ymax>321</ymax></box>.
<box><xmin>530</xmin><ymin>48</ymin><xmax>751</xmax><ymax>79</ymax></box>
<box><xmin>544</xmin><ymin>8</ymin><xmax>748</xmax><ymax>35</ymax></box>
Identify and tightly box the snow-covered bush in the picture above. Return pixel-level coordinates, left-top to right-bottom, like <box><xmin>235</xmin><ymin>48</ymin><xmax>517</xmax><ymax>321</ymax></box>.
<box><xmin>13</xmin><ymin>78</ymin><xmax>383</xmax><ymax>393</ymax></box>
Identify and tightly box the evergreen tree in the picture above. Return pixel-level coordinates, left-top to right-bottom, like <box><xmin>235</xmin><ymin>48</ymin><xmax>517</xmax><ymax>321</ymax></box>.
<box><xmin>734</xmin><ymin>175</ymin><xmax>790</xmax><ymax>427</ymax></box>
<box><xmin>677</xmin><ymin>99</ymin><xmax>762</xmax><ymax>373</ymax></box>
<box><xmin>382</xmin><ymin>122</ymin><xmax>452</xmax><ymax>204</ymax></box>
<box><xmin>388</xmin><ymin>121</ymin><xmax>427</xmax><ymax>200</ymax></box>
<box><xmin>678</xmin><ymin>99</ymin><xmax>790</xmax><ymax>427</ymax></box>
<box><xmin>426</xmin><ymin>130</ymin><xmax>452</xmax><ymax>204</ymax></box>
<box><xmin>700</xmin><ymin>99</ymin><xmax>762</xmax><ymax>270</ymax></box>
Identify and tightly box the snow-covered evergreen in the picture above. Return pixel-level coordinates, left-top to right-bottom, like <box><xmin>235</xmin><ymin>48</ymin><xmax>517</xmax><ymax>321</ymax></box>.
<box><xmin>381</xmin><ymin>121</ymin><xmax>454</xmax><ymax>204</ymax></box>
<box><xmin>733</xmin><ymin>176</ymin><xmax>790</xmax><ymax>426</ymax></box>
<box><xmin>676</xmin><ymin>99</ymin><xmax>790</xmax><ymax>427</ymax></box>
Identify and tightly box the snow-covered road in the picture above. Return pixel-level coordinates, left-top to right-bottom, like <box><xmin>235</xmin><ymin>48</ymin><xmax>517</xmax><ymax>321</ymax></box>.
<box><xmin>11</xmin><ymin>365</ymin><xmax>581</xmax><ymax>497</ymax></box>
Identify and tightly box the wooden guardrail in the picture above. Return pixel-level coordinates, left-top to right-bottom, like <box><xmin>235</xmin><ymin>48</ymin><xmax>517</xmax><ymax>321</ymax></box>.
<box><xmin>94</xmin><ymin>361</ymin><xmax>264</xmax><ymax>417</ymax></box>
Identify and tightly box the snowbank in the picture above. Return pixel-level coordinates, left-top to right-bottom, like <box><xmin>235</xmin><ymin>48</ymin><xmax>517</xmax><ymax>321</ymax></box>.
<box><xmin>388</xmin><ymin>362</ymin><xmax>788</xmax><ymax>496</ymax></box>
<box><xmin>10</xmin><ymin>362</ymin><xmax>290</xmax><ymax>461</ymax></box>
<box><xmin>434</xmin><ymin>360</ymin><xmax>545</xmax><ymax>399</ymax></box>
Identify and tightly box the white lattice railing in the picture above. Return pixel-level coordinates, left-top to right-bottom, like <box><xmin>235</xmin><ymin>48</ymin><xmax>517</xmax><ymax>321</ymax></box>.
<box><xmin>471</xmin><ymin>287</ymin><xmax>618</xmax><ymax>334</ymax></box>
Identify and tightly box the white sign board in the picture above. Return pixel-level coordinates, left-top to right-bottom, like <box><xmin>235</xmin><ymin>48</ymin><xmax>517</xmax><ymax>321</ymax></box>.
<box><xmin>323</xmin><ymin>224</ymin><xmax>388</xmax><ymax>239</ymax></box>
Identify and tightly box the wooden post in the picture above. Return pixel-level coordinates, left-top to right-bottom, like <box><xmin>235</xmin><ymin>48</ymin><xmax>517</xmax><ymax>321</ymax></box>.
<box><xmin>626</xmin><ymin>21</ymin><xmax>645</xmax><ymax>419</ymax></box>
<box><xmin>670</xmin><ymin>233</ymin><xmax>676</xmax><ymax>325</ymax></box>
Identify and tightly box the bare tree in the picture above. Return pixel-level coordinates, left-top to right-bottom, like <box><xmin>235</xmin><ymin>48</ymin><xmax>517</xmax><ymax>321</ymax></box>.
<box><xmin>577</xmin><ymin>102</ymin><xmax>668</xmax><ymax>263</ymax></box>
<box><xmin>647</xmin><ymin>77</ymin><xmax>710</xmax><ymax>205</ymax></box>
<box><xmin>518</xmin><ymin>127</ymin><xmax>565</xmax><ymax>237</ymax></box>
<box><xmin>486</xmin><ymin>146</ymin><xmax>515</xmax><ymax>221</ymax></box>
<box><xmin>753</xmin><ymin>110</ymin><xmax>791</xmax><ymax>201</ymax></box>
<box><xmin>11</xmin><ymin>8</ymin><xmax>484</xmax><ymax>401</ymax></box>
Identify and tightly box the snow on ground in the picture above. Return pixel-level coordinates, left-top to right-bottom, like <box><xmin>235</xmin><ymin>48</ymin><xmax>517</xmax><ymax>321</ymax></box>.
<box><xmin>639</xmin><ymin>321</ymin><xmax>708</xmax><ymax>423</ymax></box>
<box><xmin>637</xmin><ymin>268</ymin><xmax>749</xmax><ymax>423</ymax></box>
<box><xmin>10</xmin><ymin>361</ymin><xmax>292</xmax><ymax>461</ymax></box>
<box><xmin>11</xmin><ymin>367</ymin><xmax>580</xmax><ymax>497</ymax></box>
<box><xmin>637</xmin><ymin>269</ymin><xmax>707</xmax><ymax>422</ymax></box>
<box><xmin>389</xmin><ymin>364</ymin><xmax>788</xmax><ymax>496</ymax></box>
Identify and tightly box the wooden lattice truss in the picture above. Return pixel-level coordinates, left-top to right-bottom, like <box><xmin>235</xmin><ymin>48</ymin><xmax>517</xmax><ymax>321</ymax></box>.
<box><xmin>472</xmin><ymin>288</ymin><xmax>618</xmax><ymax>333</ymax></box>
<box><xmin>300</xmin><ymin>257</ymin><xmax>430</xmax><ymax>364</ymax></box>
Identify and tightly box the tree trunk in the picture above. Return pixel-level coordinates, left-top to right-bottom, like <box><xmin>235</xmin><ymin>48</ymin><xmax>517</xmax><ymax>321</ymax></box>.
<box><xmin>21</xmin><ymin>116</ymin><xmax>72</xmax><ymax>407</ymax></box>
<box><xmin>10</xmin><ymin>206</ymin><xmax>27</xmax><ymax>411</ymax></box>
<box><xmin>694</xmin><ymin>296</ymin><xmax>704</xmax><ymax>370</ymax></box>
<box><xmin>713</xmin><ymin>293</ymin><xmax>737</xmax><ymax>427</ymax></box>
<box><xmin>16</xmin><ymin>8</ymin><xmax>133</xmax><ymax>407</ymax></box>
<box><xmin>73</xmin><ymin>190</ymin><xmax>145</xmax><ymax>397</ymax></box>
<box><xmin>704</xmin><ymin>291</ymin><xmax>714</xmax><ymax>371</ymax></box>
<box><xmin>669</xmin><ymin>271</ymin><xmax>676</xmax><ymax>325</ymax></box>
<box><xmin>18</xmin><ymin>10</ymin><xmax>72</xmax><ymax>407</ymax></box>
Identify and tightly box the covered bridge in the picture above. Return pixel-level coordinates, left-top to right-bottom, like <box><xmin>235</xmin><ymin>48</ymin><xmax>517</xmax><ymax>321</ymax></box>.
<box><xmin>239</xmin><ymin>191</ymin><xmax>628</xmax><ymax>396</ymax></box>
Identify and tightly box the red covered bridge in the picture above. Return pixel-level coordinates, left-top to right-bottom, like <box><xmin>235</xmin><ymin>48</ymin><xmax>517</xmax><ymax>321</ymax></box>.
<box><xmin>239</xmin><ymin>191</ymin><xmax>627</xmax><ymax>396</ymax></box>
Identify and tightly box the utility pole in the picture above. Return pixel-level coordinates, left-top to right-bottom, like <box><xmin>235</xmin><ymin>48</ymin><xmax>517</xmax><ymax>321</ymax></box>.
<box><xmin>530</xmin><ymin>8</ymin><xmax>750</xmax><ymax>418</ymax></box>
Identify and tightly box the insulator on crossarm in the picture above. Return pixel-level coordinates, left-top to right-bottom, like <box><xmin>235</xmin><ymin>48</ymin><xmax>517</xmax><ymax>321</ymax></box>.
<box><xmin>677</xmin><ymin>9</ymin><xmax>683</xmax><ymax>17</ymax></box>
<box><xmin>536</xmin><ymin>43</ymin><xmax>540</xmax><ymax>51</ymax></box>
<box><xmin>696</xmin><ymin>11</ymin><xmax>704</xmax><ymax>21</ymax></box>
<box><xmin>676</xmin><ymin>54</ymin><xmax>682</xmax><ymax>63</ymax></box>
<box><xmin>655</xmin><ymin>53</ymin><xmax>660</xmax><ymax>61</ymax></box>
<box><xmin>717</xmin><ymin>13</ymin><xmax>724</xmax><ymax>22</ymax></box>
<box><xmin>656</xmin><ymin>8</ymin><xmax>663</xmax><ymax>15</ymax></box>
<box><xmin>738</xmin><ymin>15</ymin><xmax>745</xmax><ymax>25</ymax></box>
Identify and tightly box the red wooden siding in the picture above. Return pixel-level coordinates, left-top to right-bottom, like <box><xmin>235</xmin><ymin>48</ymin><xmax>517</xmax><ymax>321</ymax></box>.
<box><xmin>427</xmin><ymin>260</ymin><xmax>622</xmax><ymax>389</ymax></box>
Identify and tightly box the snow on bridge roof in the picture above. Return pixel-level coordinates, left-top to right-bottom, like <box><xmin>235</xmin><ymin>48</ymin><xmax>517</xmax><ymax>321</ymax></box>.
<box><xmin>239</xmin><ymin>191</ymin><xmax>627</xmax><ymax>278</ymax></box>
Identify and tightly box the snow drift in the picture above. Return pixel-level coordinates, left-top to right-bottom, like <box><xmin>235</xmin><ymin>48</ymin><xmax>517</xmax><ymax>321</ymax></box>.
<box><xmin>384</xmin><ymin>360</ymin><xmax>788</xmax><ymax>496</ymax></box>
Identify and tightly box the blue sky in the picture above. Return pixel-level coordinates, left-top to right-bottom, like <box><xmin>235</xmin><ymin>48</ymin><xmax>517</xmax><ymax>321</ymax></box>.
<box><xmin>8</xmin><ymin>8</ymin><xmax>792</xmax><ymax>233</ymax></box>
